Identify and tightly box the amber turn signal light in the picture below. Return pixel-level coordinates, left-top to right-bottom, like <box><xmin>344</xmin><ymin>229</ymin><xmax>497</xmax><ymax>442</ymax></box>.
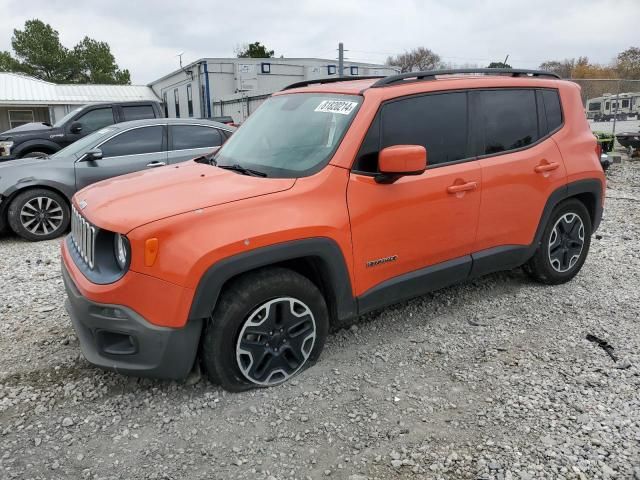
<box><xmin>144</xmin><ymin>238</ymin><xmax>159</xmax><ymax>267</ymax></box>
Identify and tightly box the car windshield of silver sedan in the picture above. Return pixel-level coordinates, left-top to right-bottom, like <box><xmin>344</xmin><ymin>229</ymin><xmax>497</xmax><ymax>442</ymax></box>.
<box><xmin>213</xmin><ymin>93</ymin><xmax>362</xmax><ymax>178</ymax></box>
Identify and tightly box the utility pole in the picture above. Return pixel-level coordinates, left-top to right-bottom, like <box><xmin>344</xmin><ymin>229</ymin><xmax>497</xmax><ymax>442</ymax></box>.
<box><xmin>338</xmin><ymin>42</ymin><xmax>344</xmax><ymax>76</ymax></box>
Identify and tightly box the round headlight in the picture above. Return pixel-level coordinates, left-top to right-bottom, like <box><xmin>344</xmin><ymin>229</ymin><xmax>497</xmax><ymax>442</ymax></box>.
<box><xmin>114</xmin><ymin>234</ymin><xmax>130</xmax><ymax>270</ymax></box>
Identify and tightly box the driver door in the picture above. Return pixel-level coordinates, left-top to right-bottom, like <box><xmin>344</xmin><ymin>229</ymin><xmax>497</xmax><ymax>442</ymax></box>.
<box><xmin>75</xmin><ymin>125</ymin><xmax>167</xmax><ymax>190</ymax></box>
<box><xmin>347</xmin><ymin>91</ymin><xmax>481</xmax><ymax>306</ymax></box>
<box><xmin>64</xmin><ymin>106</ymin><xmax>115</xmax><ymax>147</ymax></box>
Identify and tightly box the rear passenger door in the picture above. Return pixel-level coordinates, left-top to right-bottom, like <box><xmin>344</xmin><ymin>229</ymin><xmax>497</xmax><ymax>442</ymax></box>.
<box><xmin>167</xmin><ymin>124</ymin><xmax>226</xmax><ymax>164</ymax></box>
<box><xmin>472</xmin><ymin>88</ymin><xmax>567</xmax><ymax>253</ymax></box>
<box><xmin>75</xmin><ymin>125</ymin><xmax>167</xmax><ymax>190</ymax></box>
<box><xmin>347</xmin><ymin>91</ymin><xmax>482</xmax><ymax>298</ymax></box>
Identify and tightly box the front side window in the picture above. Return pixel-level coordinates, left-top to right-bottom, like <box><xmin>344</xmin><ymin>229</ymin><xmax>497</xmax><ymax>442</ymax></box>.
<box><xmin>171</xmin><ymin>125</ymin><xmax>222</xmax><ymax>150</ymax></box>
<box><xmin>51</xmin><ymin>127</ymin><xmax>117</xmax><ymax>159</ymax></box>
<box><xmin>214</xmin><ymin>94</ymin><xmax>362</xmax><ymax>177</ymax></box>
<box><xmin>75</xmin><ymin>107</ymin><xmax>115</xmax><ymax>134</ymax></box>
<box><xmin>474</xmin><ymin>89</ymin><xmax>538</xmax><ymax>155</ymax></box>
<box><xmin>99</xmin><ymin>126</ymin><xmax>164</xmax><ymax>158</ymax></box>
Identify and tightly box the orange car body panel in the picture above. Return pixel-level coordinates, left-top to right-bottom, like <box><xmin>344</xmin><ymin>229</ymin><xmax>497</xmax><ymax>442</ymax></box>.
<box><xmin>62</xmin><ymin>74</ymin><xmax>605</xmax><ymax>330</ymax></box>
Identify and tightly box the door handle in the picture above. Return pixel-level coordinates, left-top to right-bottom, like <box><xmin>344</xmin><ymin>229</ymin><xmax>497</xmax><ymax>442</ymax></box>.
<box><xmin>146</xmin><ymin>161</ymin><xmax>166</xmax><ymax>168</ymax></box>
<box><xmin>447</xmin><ymin>181</ymin><xmax>477</xmax><ymax>194</ymax></box>
<box><xmin>534</xmin><ymin>161</ymin><xmax>559</xmax><ymax>173</ymax></box>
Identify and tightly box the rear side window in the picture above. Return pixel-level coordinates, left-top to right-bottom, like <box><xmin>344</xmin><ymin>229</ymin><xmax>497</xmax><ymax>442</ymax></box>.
<box><xmin>122</xmin><ymin>105</ymin><xmax>156</xmax><ymax>121</ymax></box>
<box><xmin>171</xmin><ymin>125</ymin><xmax>223</xmax><ymax>150</ymax></box>
<box><xmin>100</xmin><ymin>126</ymin><xmax>164</xmax><ymax>158</ymax></box>
<box><xmin>541</xmin><ymin>89</ymin><xmax>562</xmax><ymax>133</ymax></box>
<box><xmin>474</xmin><ymin>90</ymin><xmax>538</xmax><ymax>155</ymax></box>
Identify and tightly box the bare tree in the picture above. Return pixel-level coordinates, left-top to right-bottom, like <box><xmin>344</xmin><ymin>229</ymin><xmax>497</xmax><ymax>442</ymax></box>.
<box><xmin>386</xmin><ymin>47</ymin><xmax>441</xmax><ymax>73</ymax></box>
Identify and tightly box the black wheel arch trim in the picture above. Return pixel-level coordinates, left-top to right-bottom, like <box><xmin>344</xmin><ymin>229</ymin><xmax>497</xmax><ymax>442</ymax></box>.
<box><xmin>188</xmin><ymin>237</ymin><xmax>357</xmax><ymax>323</ymax></box>
<box><xmin>12</xmin><ymin>139</ymin><xmax>61</xmax><ymax>157</ymax></box>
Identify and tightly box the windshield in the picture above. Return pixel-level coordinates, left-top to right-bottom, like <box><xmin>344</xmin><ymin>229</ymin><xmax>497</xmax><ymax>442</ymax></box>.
<box><xmin>50</xmin><ymin>127</ymin><xmax>118</xmax><ymax>159</ymax></box>
<box><xmin>214</xmin><ymin>93</ymin><xmax>362</xmax><ymax>177</ymax></box>
<box><xmin>53</xmin><ymin>107</ymin><xmax>83</xmax><ymax>128</ymax></box>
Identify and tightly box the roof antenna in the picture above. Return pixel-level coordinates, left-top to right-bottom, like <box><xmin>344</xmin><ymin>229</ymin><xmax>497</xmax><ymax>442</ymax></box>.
<box><xmin>176</xmin><ymin>51</ymin><xmax>193</xmax><ymax>79</ymax></box>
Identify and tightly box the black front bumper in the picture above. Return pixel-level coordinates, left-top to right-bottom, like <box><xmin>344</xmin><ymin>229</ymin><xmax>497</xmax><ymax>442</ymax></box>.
<box><xmin>62</xmin><ymin>263</ymin><xmax>202</xmax><ymax>380</ymax></box>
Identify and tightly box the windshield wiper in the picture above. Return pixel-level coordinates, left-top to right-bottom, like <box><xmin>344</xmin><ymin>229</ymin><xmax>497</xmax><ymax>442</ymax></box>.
<box><xmin>217</xmin><ymin>163</ymin><xmax>267</xmax><ymax>177</ymax></box>
<box><xmin>193</xmin><ymin>152</ymin><xmax>217</xmax><ymax>165</ymax></box>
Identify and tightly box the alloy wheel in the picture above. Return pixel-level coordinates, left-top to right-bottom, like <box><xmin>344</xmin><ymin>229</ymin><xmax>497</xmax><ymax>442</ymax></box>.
<box><xmin>19</xmin><ymin>196</ymin><xmax>64</xmax><ymax>236</ymax></box>
<box><xmin>236</xmin><ymin>297</ymin><xmax>316</xmax><ymax>386</ymax></box>
<box><xmin>548</xmin><ymin>212</ymin><xmax>585</xmax><ymax>273</ymax></box>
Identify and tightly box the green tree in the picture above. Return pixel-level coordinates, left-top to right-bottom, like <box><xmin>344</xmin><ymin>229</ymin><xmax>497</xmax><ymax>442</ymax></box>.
<box><xmin>487</xmin><ymin>61</ymin><xmax>511</xmax><ymax>68</ymax></box>
<box><xmin>0</xmin><ymin>19</ymin><xmax>131</xmax><ymax>84</ymax></box>
<box><xmin>236</xmin><ymin>42</ymin><xmax>275</xmax><ymax>58</ymax></box>
<box><xmin>73</xmin><ymin>37</ymin><xmax>130</xmax><ymax>84</ymax></box>
<box><xmin>615</xmin><ymin>47</ymin><xmax>640</xmax><ymax>79</ymax></box>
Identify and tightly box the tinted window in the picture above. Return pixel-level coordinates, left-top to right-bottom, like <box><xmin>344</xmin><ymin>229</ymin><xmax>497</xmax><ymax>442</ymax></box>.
<box><xmin>541</xmin><ymin>90</ymin><xmax>562</xmax><ymax>132</ymax></box>
<box><xmin>172</xmin><ymin>125</ymin><xmax>222</xmax><ymax>150</ymax></box>
<box><xmin>381</xmin><ymin>92</ymin><xmax>467</xmax><ymax>167</ymax></box>
<box><xmin>76</xmin><ymin>107</ymin><xmax>114</xmax><ymax>134</ymax></box>
<box><xmin>100</xmin><ymin>126</ymin><xmax>164</xmax><ymax>158</ymax></box>
<box><xmin>475</xmin><ymin>90</ymin><xmax>538</xmax><ymax>155</ymax></box>
<box><xmin>122</xmin><ymin>105</ymin><xmax>155</xmax><ymax>121</ymax></box>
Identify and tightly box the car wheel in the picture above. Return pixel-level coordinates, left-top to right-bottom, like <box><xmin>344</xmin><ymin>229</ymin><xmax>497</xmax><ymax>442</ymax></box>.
<box><xmin>21</xmin><ymin>151</ymin><xmax>50</xmax><ymax>158</ymax></box>
<box><xmin>7</xmin><ymin>189</ymin><xmax>70</xmax><ymax>241</ymax></box>
<box><xmin>524</xmin><ymin>199</ymin><xmax>592</xmax><ymax>285</ymax></box>
<box><xmin>201</xmin><ymin>267</ymin><xmax>329</xmax><ymax>392</ymax></box>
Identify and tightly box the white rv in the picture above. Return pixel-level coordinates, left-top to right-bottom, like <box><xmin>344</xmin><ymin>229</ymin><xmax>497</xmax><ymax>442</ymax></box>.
<box><xmin>586</xmin><ymin>92</ymin><xmax>640</xmax><ymax>121</ymax></box>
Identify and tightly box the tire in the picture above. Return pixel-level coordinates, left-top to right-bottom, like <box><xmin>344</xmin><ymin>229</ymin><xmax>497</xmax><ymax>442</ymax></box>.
<box><xmin>21</xmin><ymin>151</ymin><xmax>50</xmax><ymax>159</ymax></box>
<box><xmin>201</xmin><ymin>267</ymin><xmax>329</xmax><ymax>392</ymax></box>
<box><xmin>524</xmin><ymin>199</ymin><xmax>592</xmax><ymax>285</ymax></box>
<box><xmin>7</xmin><ymin>189</ymin><xmax>70</xmax><ymax>241</ymax></box>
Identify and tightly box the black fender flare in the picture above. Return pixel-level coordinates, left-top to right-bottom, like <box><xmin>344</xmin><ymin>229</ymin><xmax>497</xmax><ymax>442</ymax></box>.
<box><xmin>188</xmin><ymin>237</ymin><xmax>357</xmax><ymax>323</ymax></box>
<box><xmin>13</xmin><ymin>139</ymin><xmax>61</xmax><ymax>157</ymax></box>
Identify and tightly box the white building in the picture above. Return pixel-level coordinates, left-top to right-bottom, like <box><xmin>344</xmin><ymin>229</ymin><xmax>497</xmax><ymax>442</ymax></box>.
<box><xmin>149</xmin><ymin>57</ymin><xmax>398</xmax><ymax>123</ymax></box>
<box><xmin>0</xmin><ymin>72</ymin><xmax>159</xmax><ymax>132</ymax></box>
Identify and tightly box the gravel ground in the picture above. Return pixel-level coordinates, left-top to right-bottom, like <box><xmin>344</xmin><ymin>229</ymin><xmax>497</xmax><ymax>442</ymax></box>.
<box><xmin>1</xmin><ymin>160</ymin><xmax>639</xmax><ymax>480</ymax></box>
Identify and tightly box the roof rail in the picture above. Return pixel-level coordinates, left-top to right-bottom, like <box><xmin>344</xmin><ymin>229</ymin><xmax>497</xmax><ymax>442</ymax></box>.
<box><xmin>370</xmin><ymin>68</ymin><xmax>561</xmax><ymax>88</ymax></box>
<box><xmin>282</xmin><ymin>75</ymin><xmax>385</xmax><ymax>91</ymax></box>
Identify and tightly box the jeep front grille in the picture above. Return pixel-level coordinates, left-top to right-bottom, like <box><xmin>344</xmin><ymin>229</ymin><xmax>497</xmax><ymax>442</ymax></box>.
<box><xmin>71</xmin><ymin>205</ymin><xmax>96</xmax><ymax>269</ymax></box>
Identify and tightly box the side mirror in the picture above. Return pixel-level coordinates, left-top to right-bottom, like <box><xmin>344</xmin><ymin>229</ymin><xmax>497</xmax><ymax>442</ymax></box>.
<box><xmin>70</xmin><ymin>121</ymin><xmax>83</xmax><ymax>134</ymax></box>
<box><xmin>376</xmin><ymin>145</ymin><xmax>427</xmax><ymax>184</ymax></box>
<box><xmin>81</xmin><ymin>148</ymin><xmax>103</xmax><ymax>162</ymax></box>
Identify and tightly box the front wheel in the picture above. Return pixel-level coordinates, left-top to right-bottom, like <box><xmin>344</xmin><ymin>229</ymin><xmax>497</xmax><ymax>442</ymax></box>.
<box><xmin>7</xmin><ymin>189</ymin><xmax>70</xmax><ymax>241</ymax></box>
<box><xmin>524</xmin><ymin>199</ymin><xmax>592</xmax><ymax>285</ymax></box>
<box><xmin>201</xmin><ymin>267</ymin><xmax>329</xmax><ymax>391</ymax></box>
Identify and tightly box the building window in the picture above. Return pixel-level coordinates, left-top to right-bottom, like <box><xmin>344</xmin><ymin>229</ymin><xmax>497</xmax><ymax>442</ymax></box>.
<box><xmin>163</xmin><ymin>92</ymin><xmax>168</xmax><ymax>117</ymax></box>
<box><xmin>8</xmin><ymin>110</ymin><xmax>34</xmax><ymax>129</ymax></box>
<box><xmin>261</xmin><ymin>62</ymin><xmax>271</xmax><ymax>74</ymax></box>
<box><xmin>174</xmin><ymin>88</ymin><xmax>180</xmax><ymax>118</ymax></box>
<box><xmin>350</xmin><ymin>66</ymin><xmax>359</xmax><ymax>76</ymax></box>
<box><xmin>327</xmin><ymin>65</ymin><xmax>337</xmax><ymax>75</ymax></box>
<box><xmin>187</xmin><ymin>84</ymin><xmax>194</xmax><ymax>117</ymax></box>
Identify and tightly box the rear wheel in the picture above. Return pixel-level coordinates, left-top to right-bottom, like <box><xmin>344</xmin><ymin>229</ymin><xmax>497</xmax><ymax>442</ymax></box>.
<box><xmin>7</xmin><ymin>189</ymin><xmax>70</xmax><ymax>241</ymax></box>
<box><xmin>201</xmin><ymin>267</ymin><xmax>329</xmax><ymax>391</ymax></box>
<box><xmin>524</xmin><ymin>199</ymin><xmax>592</xmax><ymax>284</ymax></box>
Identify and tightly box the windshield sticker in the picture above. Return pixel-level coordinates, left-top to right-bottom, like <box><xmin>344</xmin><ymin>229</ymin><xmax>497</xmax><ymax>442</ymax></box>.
<box><xmin>314</xmin><ymin>100</ymin><xmax>358</xmax><ymax>115</ymax></box>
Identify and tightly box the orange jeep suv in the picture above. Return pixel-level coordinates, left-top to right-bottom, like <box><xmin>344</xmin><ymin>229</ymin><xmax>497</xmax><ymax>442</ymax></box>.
<box><xmin>61</xmin><ymin>69</ymin><xmax>605</xmax><ymax>391</ymax></box>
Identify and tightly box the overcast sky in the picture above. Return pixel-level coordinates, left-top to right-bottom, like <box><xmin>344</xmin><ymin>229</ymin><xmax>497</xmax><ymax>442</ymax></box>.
<box><xmin>2</xmin><ymin>0</ymin><xmax>638</xmax><ymax>84</ymax></box>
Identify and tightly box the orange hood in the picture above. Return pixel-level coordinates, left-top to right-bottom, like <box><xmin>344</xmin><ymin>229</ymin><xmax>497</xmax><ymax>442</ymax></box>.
<box><xmin>74</xmin><ymin>161</ymin><xmax>296</xmax><ymax>233</ymax></box>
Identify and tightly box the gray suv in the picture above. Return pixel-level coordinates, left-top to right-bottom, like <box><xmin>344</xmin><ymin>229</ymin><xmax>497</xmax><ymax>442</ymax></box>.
<box><xmin>0</xmin><ymin>118</ymin><xmax>234</xmax><ymax>241</ymax></box>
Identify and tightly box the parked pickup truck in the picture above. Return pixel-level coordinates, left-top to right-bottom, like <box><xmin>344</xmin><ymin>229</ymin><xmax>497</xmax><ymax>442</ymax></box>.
<box><xmin>0</xmin><ymin>101</ymin><xmax>163</xmax><ymax>161</ymax></box>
